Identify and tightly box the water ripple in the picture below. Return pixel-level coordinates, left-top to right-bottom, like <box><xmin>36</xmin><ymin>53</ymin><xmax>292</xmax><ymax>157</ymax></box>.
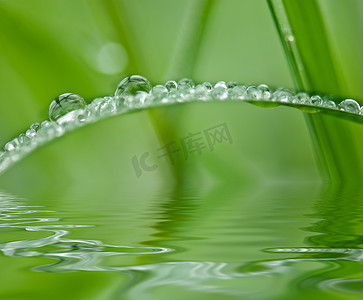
<box><xmin>0</xmin><ymin>195</ymin><xmax>172</xmax><ymax>272</ymax></box>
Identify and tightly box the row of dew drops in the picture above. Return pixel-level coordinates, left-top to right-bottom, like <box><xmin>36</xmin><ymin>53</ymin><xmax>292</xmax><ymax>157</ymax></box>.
<box><xmin>0</xmin><ymin>75</ymin><xmax>362</xmax><ymax>172</ymax></box>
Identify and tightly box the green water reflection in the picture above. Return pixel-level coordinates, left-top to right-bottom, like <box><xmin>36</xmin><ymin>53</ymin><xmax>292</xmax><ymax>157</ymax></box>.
<box><xmin>0</xmin><ymin>183</ymin><xmax>362</xmax><ymax>300</ymax></box>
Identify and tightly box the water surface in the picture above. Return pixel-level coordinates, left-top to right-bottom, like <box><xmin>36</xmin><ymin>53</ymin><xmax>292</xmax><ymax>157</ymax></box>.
<box><xmin>1</xmin><ymin>182</ymin><xmax>362</xmax><ymax>300</ymax></box>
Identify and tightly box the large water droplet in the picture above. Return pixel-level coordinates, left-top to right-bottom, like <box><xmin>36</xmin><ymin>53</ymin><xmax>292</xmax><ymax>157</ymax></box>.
<box><xmin>115</xmin><ymin>75</ymin><xmax>152</xmax><ymax>107</ymax></box>
<box><xmin>338</xmin><ymin>99</ymin><xmax>361</xmax><ymax>114</ymax></box>
<box><xmin>49</xmin><ymin>93</ymin><xmax>86</xmax><ymax>122</ymax></box>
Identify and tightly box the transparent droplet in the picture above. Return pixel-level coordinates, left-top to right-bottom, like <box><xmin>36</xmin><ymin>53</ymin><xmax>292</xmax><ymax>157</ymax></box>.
<box><xmin>338</xmin><ymin>99</ymin><xmax>360</xmax><ymax>114</ymax></box>
<box><xmin>271</xmin><ymin>88</ymin><xmax>292</xmax><ymax>103</ymax></box>
<box><xmin>229</xmin><ymin>86</ymin><xmax>247</xmax><ymax>100</ymax></box>
<box><xmin>78</xmin><ymin>114</ymin><xmax>87</xmax><ymax>123</ymax></box>
<box><xmin>178</xmin><ymin>79</ymin><xmax>194</xmax><ymax>100</ymax></box>
<box><xmin>202</xmin><ymin>82</ymin><xmax>213</xmax><ymax>91</ymax></box>
<box><xmin>49</xmin><ymin>93</ymin><xmax>86</xmax><ymax>122</ymax></box>
<box><xmin>41</xmin><ymin>120</ymin><xmax>51</xmax><ymax>128</ymax></box>
<box><xmin>246</xmin><ymin>86</ymin><xmax>262</xmax><ymax>100</ymax></box>
<box><xmin>194</xmin><ymin>84</ymin><xmax>209</xmax><ymax>100</ymax></box>
<box><xmin>322</xmin><ymin>100</ymin><xmax>337</xmax><ymax>109</ymax></box>
<box><xmin>30</xmin><ymin>123</ymin><xmax>41</xmax><ymax>132</ymax></box>
<box><xmin>178</xmin><ymin>78</ymin><xmax>195</xmax><ymax>89</ymax></box>
<box><xmin>98</xmin><ymin>97</ymin><xmax>116</xmax><ymax>114</ymax></box>
<box><xmin>257</xmin><ymin>84</ymin><xmax>271</xmax><ymax>100</ymax></box>
<box><xmin>311</xmin><ymin>95</ymin><xmax>323</xmax><ymax>106</ymax></box>
<box><xmin>211</xmin><ymin>81</ymin><xmax>228</xmax><ymax>100</ymax></box>
<box><xmin>165</xmin><ymin>80</ymin><xmax>178</xmax><ymax>91</ymax></box>
<box><xmin>88</xmin><ymin>97</ymin><xmax>115</xmax><ymax>116</ymax></box>
<box><xmin>152</xmin><ymin>85</ymin><xmax>168</xmax><ymax>102</ymax></box>
<box><xmin>4</xmin><ymin>138</ymin><xmax>20</xmax><ymax>152</ymax></box>
<box><xmin>227</xmin><ymin>81</ymin><xmax>237</xmax><ymax>89</ymax></box>
<box><xmin>293</xmin><ymin>92</ymin><xmax>310</xmax><ymax>104</ymax></box>
<box><xmin>115</xmin><ymin>75</ymin><xmax>152</xmax><ymax>99</ymax></box>
<box><xmin>18</xmin><ymin>133</ymin><xmax>29</xmax><ymax>144</ymax></box>
<box><xmin>26</xmin><ymin>128</ymin><xmax>36</xmax><ymax>138</ymax></box>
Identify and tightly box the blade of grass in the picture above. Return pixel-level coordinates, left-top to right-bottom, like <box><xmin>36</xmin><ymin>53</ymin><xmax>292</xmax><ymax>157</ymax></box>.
<box><xmin>268</xmin><ymin>0</ymin><xmax>363</xmax><ymax>183</ymax></box>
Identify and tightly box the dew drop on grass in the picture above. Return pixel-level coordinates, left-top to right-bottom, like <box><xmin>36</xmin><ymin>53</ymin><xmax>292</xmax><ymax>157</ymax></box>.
<box><xmin>293</xmin><ymin>92</ymin><xmax>310</xmax><ymax>104</ymax></box>
<box><xmin>212</xmin><ymin>81</ymin><xmax>228</xmax><ymax>100</ymax></box>
<box><xmin>194</xmin><ymin>84</ymin><xmax>209</xmax><ymax>100</ymax></box>
<box><xmin>3</xmin><ymin>75</ymin><xmax>363</xmax><ymax>175</ymax></box>
<box><xmin>202</xmin><ymin>82</ymin><xmax>213</xmax><ymax>91</ymax></box>
<box><xmin>115</xmin><ymin>75</ymin><xmax>152</xmax><ymax>107</ymax></box>
<box><xmin>271</xmin><ymin>88</ymin><xmax>292</xmax><ymax>103</ymax></box>
<box><xmin>322</xmin><ymin>100</ymin><xmax>337</xmax><ymax>109</ymax></box>
<box><xmin>165</xmin><ymin>80</ymin><xmax>178</xmax><ymax>91</ymax></box>
<box><xmin>338</xmin><ymin>99</ymin><xmax>361</xmax><ymax>114</ymax></box>
<box><xmin>49</xmin><ymin>93</ymin><xmax>86</xmax><ymax>122</ymax></box>
<box><xmin>311</xmin><ymin>95</ymin><xmax>323</xmax><ymax>106</ymax></box>
<box><xmin>257</xmin><ymin>84</ymin><xmax>271</xmax><ymax>100</ymax></box>
<box><xmin>178</xmin><ymin>78</ymin><xmax>195</xmax><ymax>89</ymax></box>
<box><xmin>246</xmin><ymin>86</ymin><xmax>262</xmax><ymax>100</ymax></box>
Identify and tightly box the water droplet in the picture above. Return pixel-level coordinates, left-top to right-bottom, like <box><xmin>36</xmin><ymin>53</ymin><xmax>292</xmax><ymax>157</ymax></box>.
<box><xmin>338</xmin><ymin>99</ymin><xmax>360</xmax><ymax>114</ymax></box>
<box><xmin>227</xmin><ymin>81</ymin><xmax>237</xmax><ymax>89</ymax></box>
<box><xmin>293</xmin><ymin>92</ymin><xmax>310</xmax><ymax>104</ymax></box>
<box><xmin>49</xmin><ymin>93</ymin><xmax>86</xmax><ymax>122</ymax></box>
<box><xmin>271</xmin><ymin>88</ymin><xmax>292</xmax><ymax>103</ymax></box>
<box><xmin>30</xmin><ymin>123</ymin><xmax>41</xmax><ymax>132</ymax></box>
<box><xmin>178</xmin><ymin>78</ymin><xmax>195</xmax><ymax>89</ymax></box>
<box><xmin>18</xmin><ymin>133</ymin><xmax>29</xmax><ymax>144</ymax></box>
<box><xmin>202</xmin><ymin>82</ymin><xmax>213</xmax><ymax>91</ymax></box>
<box><xmin>26</xmin><ymin>128</ymin><xmax>37</xmax><ymax>138</ymax></box>
<box><xmin>194</xmin><ymin>84</ymin><xmax>209</xmax><ymax>100</ymax></box>
<box><xmin>177</xmin><ymin>79</ymin><xmax>194</xmax><ymax>100</ymax></box>
<box><xmin>257</xmin><ymin>84</ymin><xmax>271</xmax><ymax>100</ymax></box>
<box><xmin>152</xmin><ymin>85</ymin><xmax>168</xmax><ymax>101</ymax></box>
<box><xmin>41</xmin><ymin>120</ymin><xmax>51</xmax><ymax>128</ymax></box>
<box><xmin>4</xmin><ymin>138</ymin><xmax>20</xmax><ymax>152</ymax></box>
<box><xmin>245</xmin><ymin>86</ymin><xmax>262</xmax><ymax>100</ymax></box>
<box><xmin>286</xmin><ymin>35</ymin><xmax>294</xmax><ymax>42</ymax></box>
<box><xmin>99</xmin><ymin>97</ymin><xmax>116</xmax><ymax>114</ymax></box>
<box><xmin>322</xmin><ymin>100</ymin><xmax>337</xmax><ymax>109</ymax></box>
<box><xmin>229</xmin><ymin>86</ymin><xmax>246</xmax><ymax>100</ymax></box>
<box><xmin>165</xmin><ymin>80</ymin><xmax>178</xmax><ymax>91</ymax></box>
<box><xmin>311</xmin><ymin>95</ymin><xmax>323</xmax><ymax>106</ymax></box>
<box><xmin>115</xmin><ymin>75</ymin><xmax>152</xmax><ymax>97</ymax></box>
<box><xmin>211</xmin><ymin>81</ymin><xmax>228</xmax><ymax>100</ymax></box>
